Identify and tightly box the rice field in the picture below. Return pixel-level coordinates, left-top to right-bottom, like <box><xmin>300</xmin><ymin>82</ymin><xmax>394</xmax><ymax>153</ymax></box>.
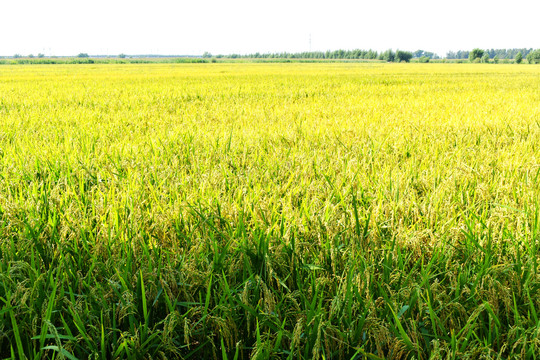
<box><xmin>1</xmin><ymin>63</ymin><xmax>540</xmax><ymax>359</ymax></box>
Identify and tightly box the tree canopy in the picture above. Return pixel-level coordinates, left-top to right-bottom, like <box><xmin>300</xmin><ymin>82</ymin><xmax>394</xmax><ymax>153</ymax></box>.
<box><xmin>526</xmin><ymin>50</ymin><xmax>540</xmax><ymax>64</ymax></box>
<box><xmin>448</xmin><ymin>48</ymin><xmax>533</xmax><ymax>60</ymax></box>
<box><xmin>395</xmin><ymin>51</ymin><xmax>413</xmax><ymax>63</ymax></box>
<box><xmin>469</xmin><ymin>49</ymin><xmax>485</xmax><ymax>62</ymax></box>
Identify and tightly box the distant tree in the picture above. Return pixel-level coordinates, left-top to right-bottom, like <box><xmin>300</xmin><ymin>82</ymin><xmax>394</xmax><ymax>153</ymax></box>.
<box><xmin>379</xmin><ymin>49</ymin><xmax>395</xmax><ymax>62</ymax></box>
<box><xmin>202</xmin><ymin>51</ymin><xmax>212</xmax><ymax>58</ymax></box>
<box><xmin>38</xmin><ymin>53</ymin><xmax>45</xmax><ymax>58</ymax></box>
<box><xmin>458</xmin><ymin>50</ymin><xmax>470</xmax><ymax>59</ymax></box>
<box><xmin>469</xmin><ymin>48</ymin><xmax>484</xmax><ymax>62</ymax></box>
<box><xmin>28</xmin><ymin>54</ymin><xmax>34</xmax><ymax>58</ymax></box>
<box><xmin>395</xmin><ymin>50</ymin><xmax>413</xmax><ymax>63</ymax></box>
<box><xmin>77</xmin><ymin>53</ymin><xmax>89</xmax><ymax>58</ymax></box>
<box><xmin>515</xmin><ymin>52</ymin><xmax>523</xmax><ymax>64</ymax></box>
<box><xmin>527</xmin><ymin>50</ymin><xmax>540</xmax><ymax>64</ymax></box>
<box><xmin>13</xmin><ymin>54</ymin><xmax>22</xmax><ymax>58</ymax></box>
<box><xmin>448</xmin><ymin>48</ymin><xmax>532</xmax><ymax>60</ymax></box>
<box><xmin>118</xmin><ymin>53</ymin><xmax>126</xmax><ymax>58</ymax></box>
<box><xmin>419</xmin><ymin>56</ymin><xmax>430</xmax><ymax>63</ymax></box>
<box><xmin>493</xmin><ymin>55</ymin><xmax>499</xmax><ymax>64</ymax></box>
<box><xmin>481</xmin><ymin>53</ymin><xmax>490</xmax><ymax>63</ymax></box>
<box><xmin>367</xmin><ymin>50</ymin><xmax>378</xmax><ymax>59</ymax></box>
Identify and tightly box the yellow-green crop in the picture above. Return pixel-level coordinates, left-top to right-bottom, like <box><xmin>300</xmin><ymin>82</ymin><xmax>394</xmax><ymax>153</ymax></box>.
<box><xmin>1</xmin><ymin>63</ymin><xmax>540</xmax><ymax>359</ymax></box>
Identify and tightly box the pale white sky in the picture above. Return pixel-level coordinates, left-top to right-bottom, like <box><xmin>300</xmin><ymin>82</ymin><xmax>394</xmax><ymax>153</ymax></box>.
<box><xmin>1</xmin><ymin>0</ymin><xmax>539</xmax><ymax>57</ymax></box>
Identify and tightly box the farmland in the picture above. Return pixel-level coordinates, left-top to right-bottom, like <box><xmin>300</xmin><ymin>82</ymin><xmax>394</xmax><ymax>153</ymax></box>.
<box><xmin>1</xmin><ymin>63</ymin><xmax>540</xmax><ymax>358</ymax></box>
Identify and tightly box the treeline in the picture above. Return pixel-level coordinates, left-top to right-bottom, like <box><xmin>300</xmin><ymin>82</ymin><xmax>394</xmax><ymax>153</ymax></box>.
<box><xmin>446</xmin><ymin>48</ymin><xmax>534</xmax><ymax>60</ymax></box>
<box><xmin>3</xmin><ymin>48</ymin><xmax>539</xmax><ymax>64</ymax></box>
<box><xmin>213</xmin><ymin>49</ymin><xmax>380</xmax><ymax>60</ymax></box>
<box><xmin>0</xmin><ymin>58</ymin><xmax>154</xmax><ymax>65</ymax></box>
<box><xmin>464</xmin><ymin>48</ymin><xmax>540</xmax><ymax>64</ymax></box>
<box><xmin>212</xmin><ymin>48</ymin><xmax>536</xmax><ymax>61</ymax></box>
<box><xmin>210</xmin><ymin>49</ymin><xmax>433</xmax><ymax>62</ymax></box>
<box><xmin>0</xmin><ymin>58</ymin><xmax>212</xmax><ymax>65</ymax></box>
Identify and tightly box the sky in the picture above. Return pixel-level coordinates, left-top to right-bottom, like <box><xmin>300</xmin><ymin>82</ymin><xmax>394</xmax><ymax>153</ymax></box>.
<box><xmin>1</xmin><ymin>0</ymin><xmax>539</xmax><ymax>57</ymax></box>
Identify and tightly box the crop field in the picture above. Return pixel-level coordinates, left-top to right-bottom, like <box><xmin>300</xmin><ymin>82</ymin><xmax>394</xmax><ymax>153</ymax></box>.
<box><xmin>1</xmin><ymin>63</ymin><xmax>540</xmax><ymax>359</ymax></box>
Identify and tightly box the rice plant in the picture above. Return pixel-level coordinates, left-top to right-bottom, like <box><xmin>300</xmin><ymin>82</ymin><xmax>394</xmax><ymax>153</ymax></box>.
<box><xmin>1</xmin><ymin>63</ymin><xmax>540</xmax><ymax>359</ymax></box>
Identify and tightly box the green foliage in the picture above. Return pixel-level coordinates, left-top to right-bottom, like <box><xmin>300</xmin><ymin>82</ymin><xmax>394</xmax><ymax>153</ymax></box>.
<box><xmin>493</xmin><ymin>55</ymin><xmax>499</xmax><ymax>64</ymax></box>
<box><xmin>481</xmin><ymin>53</ymin><xmax>490</xmax><ymax>63</ymax></box>
<box><xmin>448</xmin><ymin>48</ymin><xmax>533</xmax><ymax>60</ymax></box>
<box><xmin>38</xmin><ymin>53</ymin><xmax>45</xmax><ymax>58</ymax></box>
<box><xmin>77</xmin><ymin>53</ymin><xmax>89</xmax><ymax>58</ymax></box>
<box><xmin>414</xmin><ymin>50</ymin><xmax>439</xmax><ymax>59</ymax></box>
<box><xmin>515</xmin><ymin>52</ymin><xmax>523</xmax><ymax>64</ymax></box>
<box><xmin>418</xmin><ymin>56</ymin><xmax>430</xmax><ymax>63</ymax></box>
<box><xmin>0</xmin><ymin>57</ymin><xmax>216</xmax><ymax>65</ymax></box>
<box><xmin>395</xmin><ymin>50</ymin><xmax>413</xmax><ymax>63</ymax></box>
<box><xmin>446</xmin><ymin>50</ymin><xmax>471</xmax><ymax>59</ymax></box>
<box><xmin>469</xmin><ymin>48</ymin><xmax>485</xmax><ymax>62</ymax></box>
<box><xmin>118</xmin><ymin>53</ymin><xmax>126</xmax><ymax>58</ymax></box>
<box><xmin>379</xmin><ymin>49</ymin><xmax>395</xmax><ymax>62</ymax></box>
<box><xmin>526</xmin><ymin>49</ymin><xmax>540</xmax><ymax>64</ymax></box>
<box><xmin>232</xmin><ymin>49</ymin><xmax>380</xmax><ymax>60</ymax></box>
<box><xmin>175</xmin><ymin>57</ymin><xmax>209</xmax><ymax>63</ymax></box>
